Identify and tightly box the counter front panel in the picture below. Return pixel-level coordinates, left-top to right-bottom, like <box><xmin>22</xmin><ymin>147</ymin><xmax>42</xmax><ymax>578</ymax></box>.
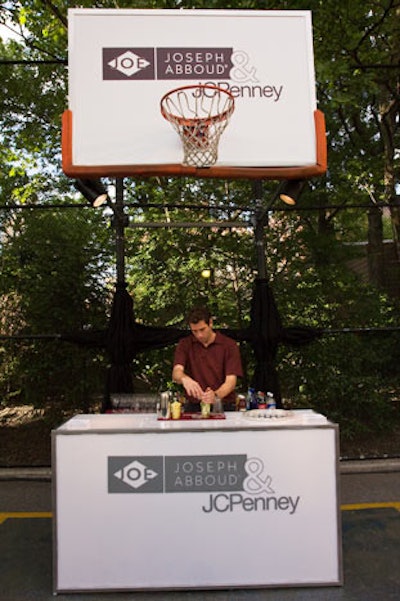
<box><xmin>53</xmin><ymin>410</ymin><xmax>342</xmax><ymax>591</ymax></box>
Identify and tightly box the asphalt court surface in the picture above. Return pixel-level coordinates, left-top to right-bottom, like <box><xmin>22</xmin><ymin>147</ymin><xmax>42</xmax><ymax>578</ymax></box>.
<box><xmin>0</xmin><ymin>463</ymin><xmax>399</xmax><ymax>600</ymax></box>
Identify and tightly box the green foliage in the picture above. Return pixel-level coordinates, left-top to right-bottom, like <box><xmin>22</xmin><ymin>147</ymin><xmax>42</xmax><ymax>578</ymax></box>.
<box><xmin>279</xmin><ymin>331</ymin><xmax>400</xmax><ymax>441</ymax></box>
<box><xmin>125</xmin><ymin>178</ymin><xmax>255</xmax><ymax>328</ymax></box>
<box><xmin>1</xmin><ymin>208</ymin><xmax>111</xmax><ymax>330</ymax></box>
<box><xmin>0</xmin><ymin>207</ymin><xmax>113</xmax><ymax>408</ymax></box>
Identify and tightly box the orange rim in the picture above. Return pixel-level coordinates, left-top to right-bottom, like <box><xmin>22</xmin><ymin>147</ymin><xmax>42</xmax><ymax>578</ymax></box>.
<box><xmin>160</xmin><ymin>84</ymin><xmax>235</xmax><ymax>127</ymax></box>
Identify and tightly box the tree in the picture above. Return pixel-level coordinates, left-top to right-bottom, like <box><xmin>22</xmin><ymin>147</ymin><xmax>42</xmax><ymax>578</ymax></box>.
<box><xmin>0</xmin><ymin>205</ymin><xmax>113</xmax><ymax>408</ymax></box>
<box><xmin>309</xmin><ymin>0</ymin><xmax>400</xmax><ymax>287</ymax></box>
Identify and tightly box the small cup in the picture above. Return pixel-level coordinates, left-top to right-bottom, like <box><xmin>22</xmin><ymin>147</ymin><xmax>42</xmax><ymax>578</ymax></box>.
<box><xmin>201</xmin><ymin>402</ymin><xmax>211</xmax><ymax>418</ymax></box>
<box><xmin>171</xmin><ymin>400</ymin><xmax>182</xmax><ymax>420</ymax></box>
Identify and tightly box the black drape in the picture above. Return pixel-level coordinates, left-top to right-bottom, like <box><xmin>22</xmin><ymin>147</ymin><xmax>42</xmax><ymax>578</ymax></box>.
<box><xmin>224</xmin><ymin>279</ymin><xmax>321</xmax><ymax>408</ymax></box>
<box><xmin>247</xmin><ymin>278</ymin><xmax>284</xmax><ymax>406</ymax></box>
<box><xmin>61</xmin><ymin>280</ymin><xmax>321</xmax><ymax>411</ymax></box>
<box><xmin>103</xmin><ymin>284</ymin><xmax>186</xmax><ymax>409</ymax></box>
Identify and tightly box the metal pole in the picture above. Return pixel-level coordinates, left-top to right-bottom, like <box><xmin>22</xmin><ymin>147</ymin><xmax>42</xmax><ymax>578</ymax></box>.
<box><xmin>127</xmin><ymin>221</ymin><xmax>250</xmax><ymax>229</ymax></box>
<box><xmin>115</xmin><ymin>177</ymin><xmax>126</xmax><ymax>286</ymax></box>
<box><xmin>252</xmin><ymin>181</ymin><xmax>285</xmax><ymax>279</ymax></box>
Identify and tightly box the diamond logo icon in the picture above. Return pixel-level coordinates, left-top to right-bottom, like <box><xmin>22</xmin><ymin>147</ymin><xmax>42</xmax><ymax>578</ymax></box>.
<box><xmin>107</xmin><ymin>50</ymin><xmax>150</xmax><ymax>77</ymax></box>
<box><xmin>113</xmin><ymin>459</ymin><xmax>158</xmax><ymax>489</ymax></box>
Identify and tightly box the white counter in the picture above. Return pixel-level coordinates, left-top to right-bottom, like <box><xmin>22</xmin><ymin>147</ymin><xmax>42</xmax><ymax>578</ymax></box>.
<box><xmin>52</xmin><ymin>409</ymin><xmax>342</xmax><ymax>592</ymax></box>
<box><xmin>57</xmin><ymin>408</ymin><xmax>329</xmax><ymax>433</ymax></box>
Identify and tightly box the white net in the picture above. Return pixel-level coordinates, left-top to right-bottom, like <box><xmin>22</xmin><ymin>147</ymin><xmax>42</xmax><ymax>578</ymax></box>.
<box><xmin>161</xmin><ymin>85</ymin><xmax>235</xmax><ymax>168</ymax></box>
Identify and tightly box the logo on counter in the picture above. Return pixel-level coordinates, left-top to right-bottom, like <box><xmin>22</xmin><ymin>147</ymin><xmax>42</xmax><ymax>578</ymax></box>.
<box><xmin>108</xmin><ymin>456</ymin><xmax>163</xmax><ymax>493</ymax></box>
<box><xmin>108</xmin><ymin>454</ymin><xmax>300</xmax><ymax>515</ymax></box>
<box><xmin>165</xmin><ymin>454</ymin><xmax>247</xmax><ymax>492</ymax></box>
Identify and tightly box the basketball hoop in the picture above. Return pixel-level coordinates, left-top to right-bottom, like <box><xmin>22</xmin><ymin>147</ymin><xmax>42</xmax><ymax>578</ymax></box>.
<box><xmin>160</xmin><ymin>84</ymin><xmax>235</xmax><ymax>168</ymax></box>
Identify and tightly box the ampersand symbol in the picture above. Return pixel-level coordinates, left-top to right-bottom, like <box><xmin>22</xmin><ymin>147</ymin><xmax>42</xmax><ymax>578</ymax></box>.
<box><xmin>230</xmin><ymin>50</ymin><xmax>259</xmax><ymax>83</ymax></box>
<box><xmin>243</xmin><ymin>458</ymin><xmax>274</xmax><ymax>494</ymax></box>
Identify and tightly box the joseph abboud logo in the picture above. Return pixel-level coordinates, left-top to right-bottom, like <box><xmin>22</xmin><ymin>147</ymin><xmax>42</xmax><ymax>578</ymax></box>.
<box><xmin>103</xmin><ymin>47</ymin><xmax>237</xmax><ymax>81</ymax></box>
<box><xmin>102</xmin><ymin>47</ymin><xmax>284</xmax><ymax>102</ymax></box>
<box><xmin>108</xmin><ymin>454</ymin><xmax>301</xmax><ymax>515</ymax></box>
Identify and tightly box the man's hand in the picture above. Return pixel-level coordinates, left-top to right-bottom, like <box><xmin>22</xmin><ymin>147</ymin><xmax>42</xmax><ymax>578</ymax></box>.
<box><xmin>181</xmin><ymin>375</ymin><xmax>204</xmax><ymax>400</ymax></box>
<box><xmin>172</xmin><ymin>364</ymin><xmax>204</xmax><ymax>400</ymax></box>
<box><xmin>201</xmin><ymin>387</ymin><xmax>216</xmax><ymax>404</ymax></box>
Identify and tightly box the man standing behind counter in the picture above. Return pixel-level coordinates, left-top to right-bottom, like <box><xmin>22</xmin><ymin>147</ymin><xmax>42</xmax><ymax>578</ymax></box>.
<box><xmin>172</xmin><ymin>306</ymin><xmax>243</xmax><ymax>412</ymax></box>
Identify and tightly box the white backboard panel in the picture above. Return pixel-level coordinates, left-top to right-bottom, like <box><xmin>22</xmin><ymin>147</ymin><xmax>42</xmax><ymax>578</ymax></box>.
<box><xmin>63</xmin><ymin>9</ymin><xmax>326</xmax><ymax>179</ymax></box>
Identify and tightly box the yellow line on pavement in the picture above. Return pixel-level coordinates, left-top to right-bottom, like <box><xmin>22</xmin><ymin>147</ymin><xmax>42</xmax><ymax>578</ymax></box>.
<box><xmin>0</xmin><ymin>504</ymin><xmax>399</xmax><ymax>524</ymax></box>
<box><xmin>0</xmin><ymin>511</ymin><xmax>52</xmax><ymax>524</ymax></box>
<box><xmin>341</xmin><ymin>502</ymin><xmax>400</xmax><ymax>512</ymax></box>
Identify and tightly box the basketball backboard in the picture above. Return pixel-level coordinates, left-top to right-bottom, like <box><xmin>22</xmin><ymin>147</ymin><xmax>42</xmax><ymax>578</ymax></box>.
<box><xmin>62</xmin><ymin>9</ymin><xmax>327</xmax><ymax>180</ymax></box>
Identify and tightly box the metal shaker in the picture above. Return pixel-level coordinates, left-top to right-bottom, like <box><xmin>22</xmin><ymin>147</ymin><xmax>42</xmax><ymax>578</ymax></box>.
<box><xmin>159</xmin><ymin>391</ymin><xmax>171</xmax><ymax>419</ymax></box>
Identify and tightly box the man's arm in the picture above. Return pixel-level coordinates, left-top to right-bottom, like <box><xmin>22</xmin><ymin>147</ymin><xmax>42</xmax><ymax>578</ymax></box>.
<box><xmin>216</xmin><ymin>374</ymin><xmax>237</xmax><ymax>399</ymax></box>
<box><xmin>202</xmin><ymin>374</ymin><xmax>237</xmax><ymax>404</ymax></box>
<box><xmin>172</xmin><ymin>363</ymin><xmax>204</xmax><ymax>400</ymax></box>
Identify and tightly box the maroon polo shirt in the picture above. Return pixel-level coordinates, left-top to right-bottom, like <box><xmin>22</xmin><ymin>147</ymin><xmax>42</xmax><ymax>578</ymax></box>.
<box><xmin>173</xmin><ymin>331</ymin><xmax>243</xmax><ymax>403</ymax></box>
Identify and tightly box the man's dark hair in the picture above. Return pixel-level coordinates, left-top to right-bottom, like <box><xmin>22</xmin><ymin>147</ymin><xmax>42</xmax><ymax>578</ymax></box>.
<box><xmin>187</xmin><ymin>306</ymin><xmax>212</xmax><ymax>325</ymax></box>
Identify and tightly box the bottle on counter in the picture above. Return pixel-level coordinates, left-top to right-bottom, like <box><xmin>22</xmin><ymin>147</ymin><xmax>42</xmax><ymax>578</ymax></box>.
<box><xmin>257</xmin><ymin>391</ymin><xmax>267</xmax><ymax>409</ymax></box>
<box><xmin>266</xmin><ymin>391</ymin><xmax>276</xmax><ymax>410</ymax></box>
<box><xmin>247</xmin><ymin>388</ymin><xmax>257</xmax><ymax>410</ymax></box>
<box><xmin>236</xmin><ymin>394</ymin><xmax>247</xmax><ymax>411</ymax></box>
